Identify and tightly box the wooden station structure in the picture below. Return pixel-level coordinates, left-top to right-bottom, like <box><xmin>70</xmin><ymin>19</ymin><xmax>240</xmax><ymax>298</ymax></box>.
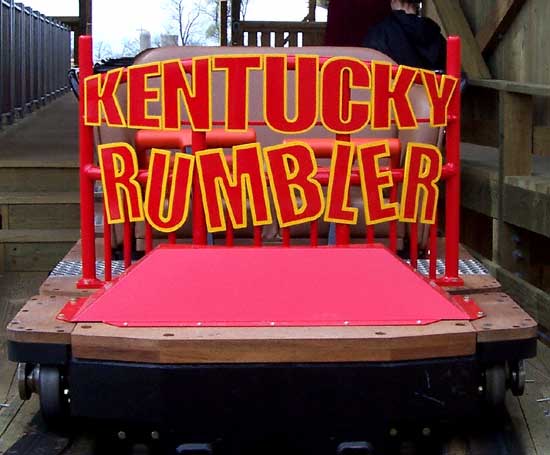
<box><xmin>1</xmin><ymin>0</ymin><xmax>549</xmax><ymax>453</ymax></box>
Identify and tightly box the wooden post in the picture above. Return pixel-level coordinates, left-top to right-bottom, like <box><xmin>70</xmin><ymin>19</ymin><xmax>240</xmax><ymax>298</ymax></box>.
<box><xmin>494</xmin><ymin>91</ymin><xmax>533</xmax><ymax>266</ymax></box>
<box><xmin>499</xmin><ymin>91</ymin><xmax>533</xmax><ymax>177</ymax></box>
<box><xmin>428</xmin><ymin>0</ymin><xmax>491</xmax><ymax>78</ymax></box>
<box><xmin>76</xmin><ymin>0</ymin><xmax>92</xmax><ymax>61</ymax></box>
<box><xmin>231</xmin><ymin>0</ymin><xmax>242</xmax><ymax>46</ymax></box>
<box><xmin>220</xmin><ymin>0</ymin><xmax>228</xmax><ymax>46</ymax></box>
<box><xmin>307</xmin><ymin>0</ymin><xmax>316</xmax><ymax>22</ymax></box>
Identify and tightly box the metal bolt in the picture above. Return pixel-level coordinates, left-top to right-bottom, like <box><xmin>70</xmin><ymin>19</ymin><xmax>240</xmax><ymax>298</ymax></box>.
<box><xmin>478</xmin><ymin>386</ymin><xmax>484</xmax><ymax>393</ymax></box>
<box><xmin>344</xmin><ymin>321</ymin><xmax>349</xmax><ymax>326</ymax></box>
<box><xmin>151</xmin><ymin>431</ymin><xmax>160</xmax><ymax>440</ymax></box>
<box><xmin>422</xmin><ymin>427</ymin><xmax>431</xmax><ymax>437</ymax></box>
<box><xmin>464</xmin><ymin>295</ymin><xmax>470</xmax><ymax>302</ymax></box>
<box><xmin>69</xmin><ymin>298</ymin><xmax>77</xmax><ymax>304</ymax></box>
<box><xmin>389</xmin><ymin>428</ymin><xmax>398</xmax><ymax>437</ymax></box>
<box><xmin>270</xmin><ymin>322</ymin><xmax>275</xmax><ymax>326</ymax></box>
<box><xmin>123</xmin><ymin>322</ymin><xmax>128</xmax><ymax>327</ymax></box>
<box><xmin>477</xmin><ymin>311</ymin><xmax>485</xmax><ymax>317</ymax></box>
<box><xmin>58</xmin><ymin>314</ymin><xmax>65</xmax><ymax>318</ymax></box>
<box><xmin>416</xmin><ymin>320</ymin><xmax>422</xmax><ymax>324</ymax></box>
<box><xmin>117</xmin><ymin>431</ymin><xmax>127</xmax><ymax>440</ymax></box>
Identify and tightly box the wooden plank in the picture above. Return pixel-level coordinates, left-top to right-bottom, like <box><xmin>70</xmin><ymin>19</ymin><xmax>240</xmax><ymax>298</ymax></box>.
<box><xmin>502</xmin><ymin>183</ymin><xmax>550</xmax><ymax>238</ymax></box>
<box><xmin>499</xmin><ymin>91</ymin><xmax>533</xmax><ymax>176</ymax></box>
<box><xmin>469</xmin><ymin>79</ymin><xmax>550</xmax><ymax>97</ymax></box>
<box><xmin>71</xmin><ymin>321</ymin><xmax>477</xmax><ymax>364</ymax></box>
<box><xmin>6</xmin><ymin>295</ymin><xmax>75</xmax><ymax>345</ymax></box>
<box><xmin>40</xmin><ymin>276</ymin><xmax>96</xmax><ymax>298</ymax></box>
<box><xmin>470</xmin><ymin>292</ymin><xmax>537</xmax><ymax>342</ymax></box>
<box><xmin>447</xmin><ymin>274</ymin><xmax>501</xmax><ymax>295</ymax></box>
<box><xmin>0</xmin><ymin>229</ymin><xmax>80</xmax><ymax>243</ymax></box>
<box><xmin>0</xmin><ymin>192</ymin><xmax>80</xmax><ymax>205</ymax></box>
<box><xmin>475</xmin><ymin>0</ymin><xmax>527</xmax><ymax>54</ymax></box>
<box><xmin>478</xmin><ymin>257</ymin><xmax>550</xmax><ymax>330</ymax></box>
<box><xmin>8</xmin><ymin>204</ymin><xmax>80</xmax><ymax>229</ymax></box>
<box><xmin>3</xmin><ymin>242</ymin><xmax>74</xmax><ymax>272</ymax></box>
<box><xmin>533</xmin><ymin>126</ymin><xmax>550</xmax><ymax>157</ymax></box>
<box><xmin>0</xmin><ymin>169</ymin><xmax>78</xmax><ymax>192</ymax></box>
<box><xmin>429</xmin><ymin>0</ymin><xmax>491</xmax><ymax>78</ymax></box>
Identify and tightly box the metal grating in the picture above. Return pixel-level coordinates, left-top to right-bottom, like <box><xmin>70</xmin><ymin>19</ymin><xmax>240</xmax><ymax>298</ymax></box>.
<box><xmin>50</xmin><ymin>260</ymin><xmax>125</xmax><ymax>278</ymax></box>
<box><xmin>50</xmin><ymin>258</ymin><xmax>488</xmax><ymax>278</ymax></box>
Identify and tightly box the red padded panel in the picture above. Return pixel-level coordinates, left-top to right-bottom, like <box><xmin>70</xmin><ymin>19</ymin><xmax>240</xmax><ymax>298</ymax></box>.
<box><xmin>68</xmin><ymin>245</ymin><xmax>472</xmax><ymax>327</ymax></box>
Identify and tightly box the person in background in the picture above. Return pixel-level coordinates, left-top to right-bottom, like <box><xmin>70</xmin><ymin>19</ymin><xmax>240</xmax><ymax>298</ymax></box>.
<box><xmin>362</xmin><ymin>0</ymin><xmax>447</xmax><ymax>71</ymax></box>
<box><xmin>325</xmin><ymin>0</ymin><xmax>391</xmax><ymax>47</ymax></box>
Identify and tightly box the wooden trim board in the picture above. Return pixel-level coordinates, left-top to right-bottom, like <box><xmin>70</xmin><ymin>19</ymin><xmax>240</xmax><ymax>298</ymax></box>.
<box><xmin>6</xmin><ymin>295</ymin><xmax>75</xmax><ymax>345</ymax></box>
<box><xmin>70</xmin><ymin>321</ymin><xmax>477</xmax><ymax>364</ymax></box>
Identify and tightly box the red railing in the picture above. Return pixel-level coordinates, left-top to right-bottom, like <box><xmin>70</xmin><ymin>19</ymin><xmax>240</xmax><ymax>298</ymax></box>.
<box><xmin>77</xmin><ymin>35</ymin><xmax>463</xmax><ymax>289</ymax></box>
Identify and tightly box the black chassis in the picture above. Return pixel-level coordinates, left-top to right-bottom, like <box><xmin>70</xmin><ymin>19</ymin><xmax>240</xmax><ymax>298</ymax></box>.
<box><xmin>8</xmin><ymin>337</ymin><xmax>537</xmax><ymax>451</ymax></box>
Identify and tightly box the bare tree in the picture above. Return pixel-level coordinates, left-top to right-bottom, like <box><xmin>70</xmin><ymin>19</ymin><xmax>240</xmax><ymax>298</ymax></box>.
<box><xmin>165</xmin><ymin>0</ymin><xmax>203</xmax><ymax>45</ymax></box>
<box><xmin>120</xmin><ymin>38</ymin><xmax>141</xmax><ymax>57</ymax></box>
<box><xmin>94</xmin><ymin>41</ymin><xmax>113</xmax><ymax>61</ymax></box>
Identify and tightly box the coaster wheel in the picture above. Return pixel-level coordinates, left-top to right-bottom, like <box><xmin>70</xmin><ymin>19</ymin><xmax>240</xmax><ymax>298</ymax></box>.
<box><xmin>484</xmin><ymin>364</ymin><xmax>506</xmax><ymax>408</ymax></box>
<box><xmin>509</xmin><ymin>360</ymin><xmax>526</xmax><ymax>396</ymax></box>
<box><xmin>38</xmin><ymin>365</ymin><xmax>66</xmax><ymax>424</ymax></box>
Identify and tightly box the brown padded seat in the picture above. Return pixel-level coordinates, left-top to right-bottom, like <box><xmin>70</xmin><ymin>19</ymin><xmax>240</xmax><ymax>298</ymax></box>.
<box><xmin>100</xmin><ymin>46</ymin><xmax>440</xmax><ymax>248</ymax></box>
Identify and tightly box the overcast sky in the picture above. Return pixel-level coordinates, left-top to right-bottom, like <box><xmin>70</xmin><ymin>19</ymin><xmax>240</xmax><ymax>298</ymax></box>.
<box><xmin>22</xmin><ymin>0</ymin><xmax>327</xmax><ymax>56</ymax></box>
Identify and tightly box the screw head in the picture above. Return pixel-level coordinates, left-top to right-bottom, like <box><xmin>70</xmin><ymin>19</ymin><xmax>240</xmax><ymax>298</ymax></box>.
<box><xmin>477</xmin><ymin>311</ymin><xmax>485</xmax><ymax>317</ymax></box>
<box><xmin>464</xmin><ymin>296</ymin><xmax>470</xmax><ymax>302</ymax></box>
<box><xmin>389</xmin><ymin>428</ymin><xmax>398</xmax><ymax>437</ymax></box>
<box><xmin>422</xmin><ymin>427</ymin><xmax>431</xmax><ymax>437</ymax></box>
<box><xmin>151</xmin><ymin>431</ymin><xmax>160</xmax><ymax>440</ymax></box>
<box><xmin>117</xmin><ymin>431</ymin><xmax>126</xmax><ymax>440</ymax></box>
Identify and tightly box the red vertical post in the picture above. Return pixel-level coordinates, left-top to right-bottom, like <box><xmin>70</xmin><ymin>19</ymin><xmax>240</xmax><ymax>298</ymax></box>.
<box><xmin>77</xmin><ymin>35</ymin><xmax>102</xmax><ymax>288</ymax></box>
<box><xmin>192</xmin><ymin>131</ymin><xmax>207</xmax><ymax>245</ymax></box>
<box><xmin>103</xmin><ymin>206</ymin><xmax>112</xmax><ymax>282</ymax></box>
<box><xmin>441</xmin><ymin>36</ymin><xmax>463</xmax><ymax>286</ymax></box>
<box><xmin>335</xmin><ymin>135</ymin><xmax>350</xmax><ymax>245</ymax></box>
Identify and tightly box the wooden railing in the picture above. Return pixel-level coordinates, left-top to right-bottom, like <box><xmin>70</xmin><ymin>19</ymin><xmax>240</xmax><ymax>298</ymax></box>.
<box><xmin>0</xmin><ymin>0</ymin><xmax>71</xmax><ymax>126</ymax></box>
<box><xmin>232</xmin><ymin>21</ymin><xmax>326</xmax><ymax>47</ymax></box>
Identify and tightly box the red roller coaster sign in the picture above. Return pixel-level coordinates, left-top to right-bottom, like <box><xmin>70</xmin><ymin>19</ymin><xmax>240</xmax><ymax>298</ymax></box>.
<box><xmin>83</xmin><ymin>55</ymin><xmax>459</xmax><ymax>234</ymax></box>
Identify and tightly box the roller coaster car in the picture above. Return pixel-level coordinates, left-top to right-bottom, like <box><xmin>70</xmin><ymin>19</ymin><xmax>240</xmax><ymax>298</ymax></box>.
<box><xmin>7</xmin><ymin>37</ymin><xmax>537</xmax><ymax>454</ymax></box>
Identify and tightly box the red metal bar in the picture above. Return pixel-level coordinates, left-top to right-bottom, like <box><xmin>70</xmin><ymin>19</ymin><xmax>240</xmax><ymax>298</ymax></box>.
<box><xmin>310</xmin><ymin>221</ymin><xmax>318</xmax><ymax>247</ymax></box>
<box><xmin>77</xmin><ymin>36</ymin><xmax>102</xmax><ymax>289</ymax></box>
<box><xmin>283</xmin><ymin>138</ymin><xmax>401</xmax><ymax>159</ymax></box>
<box><xmin>253</xmin><ymin>227</ymin><xmax>262</xmax><ymax>247</ymax></box>
<box><xmin>106</xmin><ymin>56</ymin><xmax>445</xmax><ymax>86</ymax></box>
<box><xmin>429</xmin><ymin>219</ymin><xmax>438</xmax><ymax>280</ymax></box>
<box><xmin>191</xmin><ymin>132</ymin><xmax>208</xmax><ymax>245</ymax></box>
<box><xmin>83</xmin><ymin>160</ymin><xmax>459</xmax><ymax>185</ymax></box>
<box><xmin>281</xmin><ymin>228</ymin><xmax>290</xmax><ymax>247</ymax></box>
<box><xmin>440</xmin><ymin>36</ymin><xmax>463</xmax><ymax>286</ymax></box>
<box><xmin>145</xmin><ymin>223</ymin><xmax>153</xmax><ymax>254</ymax></box>
<box><xmin>226</xmin><ymin>220</ymin><xmax>234</xmax><ymax>247</ymax></box>
<box><xmin>103</xmin><ymin>206</ymin><xmax>112</xmax><ymax>282</ymax></box>
<box><xmin>168</xmin><ymin>232</ymin><xmax>177</xmax><ymax>244</ymax></box>
<box><xmin>335</xmin><ymin>130</ymin><xmax>350</xmax><ymax>245</ymax></box>
<box><xmin>123</xmin><ymin>214</ymin><xmax>132</xmax><ymax>270</ymax></box>
<box><xmin>366</xmin><ymin>225</ymin><xmax>375</xmax><ymax>244</ymax></box>
<box><xmin>410</xmin><ymin>222</ymin><xmax>418</xmax><ymax>269</ymax></box>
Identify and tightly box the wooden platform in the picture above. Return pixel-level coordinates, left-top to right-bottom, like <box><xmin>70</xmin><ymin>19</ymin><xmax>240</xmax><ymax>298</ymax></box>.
<box><xmin>1</xmin><ymin>270</ymin><xmax>549</xmax><ymax>454</ymax></box>
<box><xmin>6</xmin><ymin>240</ymin><xmax>538</xmax><ymax>364</ymax></box>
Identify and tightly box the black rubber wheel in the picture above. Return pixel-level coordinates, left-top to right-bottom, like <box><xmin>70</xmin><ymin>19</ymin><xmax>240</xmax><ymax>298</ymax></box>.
<box><xmin>485</xmin><ymin>364</ymin><xmax>506</xmax><ymax>408</ymax></box>
<box><xmin>38</xmin><ymin>366</ymin><xmax>64</xmax><ymax>424</ymax></box>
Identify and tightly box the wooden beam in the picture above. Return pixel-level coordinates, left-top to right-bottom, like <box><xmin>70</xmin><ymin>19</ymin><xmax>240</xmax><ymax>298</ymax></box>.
<box><xmin>230</xmin><ymin>0</ymin><xmax>242</xmax><ymax>45</ymax></box>
<box><xmin>499</xmin><ymin>91</ymin><xmax>533</xmax><ymax>176</ymax></box>
<box><xmin>429</xmin><ymin>0</ymin><xmax>491</xmax><ymax>78</ymax></box>
<box><xmin>220</xmin><ymin>0</ymin><xmax>228</xmax><ymax>46</ymax></box>
<box><xmin>469</xmin><ymin>78</ymin><xmax>550</xmax><ymax>97</ymax></box>
<box><xmin>476</xmin><ymin>0</ymin><xmax>527</xmax><ymax>54</ymax></box>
